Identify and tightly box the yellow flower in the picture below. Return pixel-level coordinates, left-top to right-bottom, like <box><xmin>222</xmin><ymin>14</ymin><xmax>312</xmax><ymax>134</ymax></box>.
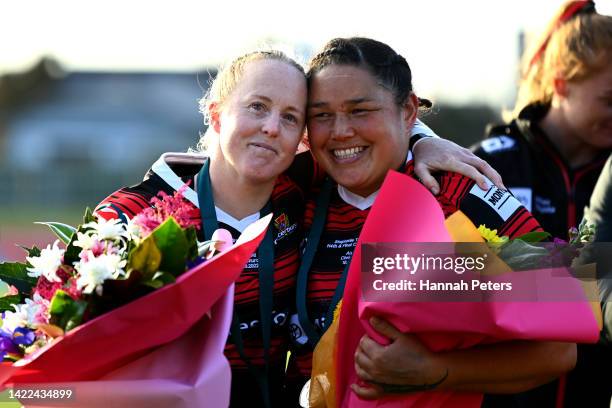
<box><xmin>333</xmin><ymin>299</ymin><xmax>343</xmax><ymax>322</ymax></box>
<box><xmin>478</xmin><ymin>225</ymin><xmax>509</xmax><ymax>244</ymax></box>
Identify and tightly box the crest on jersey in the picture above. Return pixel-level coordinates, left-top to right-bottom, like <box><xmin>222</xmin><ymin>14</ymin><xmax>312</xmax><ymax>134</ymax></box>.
<box><xmin>275</xmin><ymin>213</ymin><xmax>289</xmax><ymax>232</ymax></box>
<box><xmin>273</xmin><ymin>213</ymin><xmax>298</xmax><ymax>244</ymax></box>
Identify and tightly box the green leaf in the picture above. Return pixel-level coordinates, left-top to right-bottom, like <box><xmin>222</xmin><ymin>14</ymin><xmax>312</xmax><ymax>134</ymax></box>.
<box><xmin>141</xmin><ymin>271</ymin><xmax>175</xmax><ymax>289</ymax></box>
<box><xmin>151</xmin><ymin>217</ymin><xmax>188</xmax><ymax>276</ymax></box>
<box><xmin>19</xmin><ymin>245</ymin><xmax>41</xmax><ymax>258</ymax></box>
<box><xmin>0</xmin><ymin>262</ymin><xmax>37</xmax><ymax>293</ymax></box>
<box><xmin>184</xmin><ymin>227</ymin><xmax>199</xmax><ymax>260</ymax></box>
<box><xmin>0</xmin><ymin>295</ymin><xmax>21</xmax><ymax>312</ymax></box>
<box><xmin>49</xmin><ymin>290</ymin><xmax>88</xmax><ymax>332</ymax></box>
<box><xmin>498</xmin><ymin>240</ymin><xmax>550</xmax><ymax>270</ymax></box>
<box><xmin>151</xmin><ymin>270</ymin><xmax>176</xmax><ymax>285</ymax></box>
<box><xmin>513</xmin><ymin>231</ymin><xmax>551</xmax><ymax>243</ymax></box>
<box><xmin>62</xmin><ymin>227</ymin><xmax>83</xmax><ymax>266</ymax></box>
<box><xmin>34</xmin><ymin>222</ymin><xmax>77</xmax><ymax>245</ymax></box>
<box><xmin>141</xmin><ymin>279</ymin><xmax>164</xmax><ymax>289</ymax></box>
<box><xmin>82</xmin><ymin>207</ymin><xmax>96</xmax><ymax>224</ymax></box>
<box><xmin>0</xmin><ymin>280</ymin><xmax>14</xmax><ymax>297</ymax></box>
<box><xmin>129</xmin><ymin>235</ymin><xmax>162</xmax><ymax>278</ymax></box>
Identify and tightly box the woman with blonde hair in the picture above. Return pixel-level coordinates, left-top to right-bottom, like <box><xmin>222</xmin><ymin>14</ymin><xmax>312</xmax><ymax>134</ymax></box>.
<box><xmin>473</xmin><ymin>1</ymin><xmax>612</xmax><ymax>406</ymax></box>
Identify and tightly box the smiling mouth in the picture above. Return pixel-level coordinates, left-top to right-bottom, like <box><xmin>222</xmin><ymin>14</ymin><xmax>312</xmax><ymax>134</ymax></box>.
<box><xmin>249</xmin><ymin>143</ymin><xmax>277</xmax><ymax>154</ymax></box>
<box><xmin>332</xmin><ymin>146</ymin><xmax>367</xmax><ymax>160</ymax></box>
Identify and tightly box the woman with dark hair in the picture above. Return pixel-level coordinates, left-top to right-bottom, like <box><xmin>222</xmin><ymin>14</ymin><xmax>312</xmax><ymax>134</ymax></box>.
<box><xmin>288</xmin><ymin>36</ymin><xmax>577</xmax><ymax>406</ymax></box>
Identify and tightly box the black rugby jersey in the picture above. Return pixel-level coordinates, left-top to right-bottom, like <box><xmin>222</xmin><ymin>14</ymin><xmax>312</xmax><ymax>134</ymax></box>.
<box><xmin>472</xmin><ymin>103</ymin><xmax>609</xmax><ymax>239</ymax></box>
<box><xmin>287</xmin><ymin>157</ymin><xmax>543</xmax><ymax>378</ymax></box>
<box><xmin>95</xmin><ymin>153</ymin><xmax>304</xmax><ymax>374</ymax></box>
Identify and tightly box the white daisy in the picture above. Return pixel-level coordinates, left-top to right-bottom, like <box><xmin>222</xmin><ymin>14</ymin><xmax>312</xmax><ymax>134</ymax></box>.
<box><xmin>75</xmin><ymin>252</ymin><xmax>127</xmax><ymax>295</ymax></box>
<box><xmin>72</xmin><ymin>232</ymin><xmax>97</xmax><ymax>250</ymax></box>
<box><xmin>26</xmin><ymin>240</ymin><xmax>64</xmax><ymax>282</ymax></box>
<box><xmin>83</xmin><ymin>218</ymin><xmax>128</xmax><ymax>241</ymax></box>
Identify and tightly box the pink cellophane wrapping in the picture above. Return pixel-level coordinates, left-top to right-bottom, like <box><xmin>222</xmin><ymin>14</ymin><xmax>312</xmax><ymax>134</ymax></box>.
<box><xmin>20</xmin><ymin>286</ymin><xmax>234</xmax><ymax>408</ymax></box>
<box><xmin>335</xmin><ymin>172</ymin><xmax>599</xmax><ymax>408</ymax></box>
<box><xmin>0</xmin><ymin>214</ymin><xmax>273</xmax><ymax>406</ymax></box>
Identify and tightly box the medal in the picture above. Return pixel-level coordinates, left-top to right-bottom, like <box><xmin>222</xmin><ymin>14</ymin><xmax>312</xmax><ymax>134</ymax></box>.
<box><xmin>299</xmin><ymin>379</ymin><xmax>311</xmax><ymax>408</ymax></box>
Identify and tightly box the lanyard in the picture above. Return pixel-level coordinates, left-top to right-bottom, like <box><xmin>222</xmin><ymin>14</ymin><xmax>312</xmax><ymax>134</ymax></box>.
<box><xmin>296</xmin><ymin>162</ymin><xmax>408</xmax><ymax>348</ymax></box>
<box><xmin>197</xmin><ymin>160</ymin><xmax>274</xmax><ymax>408</ymax></box>
<box><xmin>296</xmin><ymin>178</ymin><xmax>351</xmax><ymax>347</ymax></box>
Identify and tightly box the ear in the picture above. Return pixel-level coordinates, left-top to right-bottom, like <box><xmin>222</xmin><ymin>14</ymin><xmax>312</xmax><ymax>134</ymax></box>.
<box><xmin>553</xmin><ymin>77</ymin><xmax>569</xmax><ymax>98</ymax></box>
<box><xmin>402</xmin><ymin>92</ymin><xmax>419</xmax><ymax>131</ymax></box>
<box><xmin>208</xmin><ymin>102</ymin><xmax>222</xmax><ymax>133</ymax></box>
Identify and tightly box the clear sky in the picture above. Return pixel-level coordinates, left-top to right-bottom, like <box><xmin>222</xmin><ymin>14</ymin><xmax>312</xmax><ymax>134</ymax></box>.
<box><xmin>2</xmin><ymin>0</ymin><xmax>610</xmax><ymax>107</ymax></box>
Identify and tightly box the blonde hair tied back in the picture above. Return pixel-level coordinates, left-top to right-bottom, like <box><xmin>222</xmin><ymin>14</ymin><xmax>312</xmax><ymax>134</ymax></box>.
<box><xmin>195</xmin><ymin>49</ymin><xmax>305</xmax><ymax>152</ymax></box>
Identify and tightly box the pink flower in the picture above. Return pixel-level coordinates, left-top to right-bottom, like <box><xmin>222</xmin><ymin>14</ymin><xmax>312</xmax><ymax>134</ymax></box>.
<box><xmin>32</xmin><ymin>295</ymin><xmax>51</xmax><ymax>325</ymax></box>
<box><xmin>34</xmin><ymin>266</ymin><xmax>80</xmax><ymax>301</ymax></box>
<box><xmin>91</xmin><ymin>240</ymin><xmax>106</xmax><ymax>257</ymax></box>
<box><xmin>63</xmin><ymin>277</ymin><xmax>83</xmax><ymax>300</ymax></box>
<box><xmin>133</xmin><ymin>185</ymin><xmax>200</xmax><ymax>236</ymax></box>
<box><xmin>211</xmin><ymin>229</ymin><xmax>233</xmax><ymax>253</ymax></box>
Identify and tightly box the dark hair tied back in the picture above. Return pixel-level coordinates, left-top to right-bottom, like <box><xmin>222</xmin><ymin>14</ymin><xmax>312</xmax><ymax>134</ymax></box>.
<box><xmin>392</xmin><ymin>54</ymin><xmax>409</xmax><ymax>68</ymax></box>
<box><xmin>307</xmin><ymin>37</ymin><xmax>430</xmax><ymax>108</ymax></box>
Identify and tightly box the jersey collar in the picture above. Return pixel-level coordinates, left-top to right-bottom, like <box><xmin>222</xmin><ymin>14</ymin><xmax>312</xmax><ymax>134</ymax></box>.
<box><xmin>337</xmin><ymin>150</ymin><xmax>413</xmax><ymax>210</ymax></box>
<box><xmin>151</xmin><ymin>153</ymin><xmax>259</xmax><ymax>233</ymax></box>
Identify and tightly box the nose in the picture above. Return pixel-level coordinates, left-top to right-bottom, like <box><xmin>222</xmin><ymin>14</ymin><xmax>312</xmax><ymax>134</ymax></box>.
<box><xmin>262</xmin><ymin>112</ymin><xmax>281</xmax><ymax>138</ymax></box>
<box><xmin>331</xmin><ymin>114</ymin><xmax>354</xmax><ymax>140</ymax></box>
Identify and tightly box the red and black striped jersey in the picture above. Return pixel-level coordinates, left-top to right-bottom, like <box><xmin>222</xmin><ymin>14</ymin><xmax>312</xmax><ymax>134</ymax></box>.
<box><xmin>95</xmin><ymin>153</ymin><xmax>305</xmax><ymax>373</ymax></box>
<box><xmin>288</xmin><ymin>159</ymin><xmax>544</xmax><ymax>377</ymax></box>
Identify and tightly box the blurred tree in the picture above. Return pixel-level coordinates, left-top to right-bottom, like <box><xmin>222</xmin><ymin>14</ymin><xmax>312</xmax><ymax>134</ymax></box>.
<box><xmin>421</xmin><ymin>103</ymin><xmax>502</xmax><ymax>148</ymax></box>
<box><xmin>0</xmin><ymin>57</ymin><xmax>64</xmax><ymax>111</ymax></box>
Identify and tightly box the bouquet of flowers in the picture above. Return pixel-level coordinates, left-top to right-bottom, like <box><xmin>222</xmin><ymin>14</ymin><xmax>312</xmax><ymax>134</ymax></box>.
<box><xmin>310</xmin><ymin>172</ymin><xmax>601</xmax><ymax>408</ymax></box>
<box><xmin>477</xmin><ymin>219</ymin><xmax>596</xmax><ymax>271</ymax></box>
<box><xmin>0</xmin><ymin>188</ymin><xmax>271</xmax><ymax>407</ymax></box>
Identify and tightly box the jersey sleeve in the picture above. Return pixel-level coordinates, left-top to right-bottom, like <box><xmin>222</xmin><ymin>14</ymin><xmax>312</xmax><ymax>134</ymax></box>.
<box><xmin>584</xmin><ymin>155</ymin><xmax>612</xmax><ymax>242</ymax></box>
<box><xmin>93</xmin><ymin>185</ymin><xmax>154</xmax><ymax>222</ymax></box>
<box><xmin>437</xmin><ymin>171</ymin><xmax>543</xmax><ymax>239</ymax></box>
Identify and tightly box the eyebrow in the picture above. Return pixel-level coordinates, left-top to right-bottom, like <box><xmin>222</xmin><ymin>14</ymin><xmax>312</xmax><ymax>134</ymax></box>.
<box><xmin>308</xmin><ymin>97</ymin><xmax>374</xmax><ymax>109</ymax></box>
<box><xmin>251</xmin><ymin>94</ymin><xmax>304</xmax><ymax>114</ymax></box>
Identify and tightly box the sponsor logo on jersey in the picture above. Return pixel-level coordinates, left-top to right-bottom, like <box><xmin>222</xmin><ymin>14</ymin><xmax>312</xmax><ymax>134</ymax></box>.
<box><xmin>232</xmin><ymin>310</ymin><xmax>289</xmax><ymax>335</ymax></box>
<box><xmin>468</xmin><ymin>183</ymin><xmax>523</xmax><ymax>221</ymax></box>
<box><xmin>481</xmin><ymin>136</ymin><xmax>516</xmax><ymax>154</ymax></box>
